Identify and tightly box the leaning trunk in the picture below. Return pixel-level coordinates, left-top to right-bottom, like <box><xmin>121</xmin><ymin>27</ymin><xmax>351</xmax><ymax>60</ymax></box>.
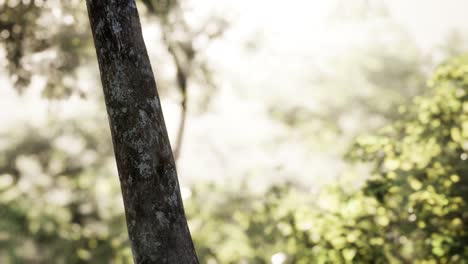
<box><xmin>85</xmin><ymin>1</ymin><xmax>198</xmax><ymax>263</ymax></box>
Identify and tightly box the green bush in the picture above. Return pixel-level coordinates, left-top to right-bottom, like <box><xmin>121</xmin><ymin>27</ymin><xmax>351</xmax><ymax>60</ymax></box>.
<box><xmin>347</xmin><ymin>55</ymin><xmax>468</xmax><ymax>262</ymax></box>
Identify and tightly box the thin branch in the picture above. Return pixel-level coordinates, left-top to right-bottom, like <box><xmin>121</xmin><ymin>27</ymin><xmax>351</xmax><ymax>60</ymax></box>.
<box><xmin>162</xmin><ymin>26</ymin><xmax>189</xmax><ymax>161</ymax></box>
<box><xmin>173</xmin><ymin>91</ymin><xmax>187</xmax><ymax>160</ymax></box>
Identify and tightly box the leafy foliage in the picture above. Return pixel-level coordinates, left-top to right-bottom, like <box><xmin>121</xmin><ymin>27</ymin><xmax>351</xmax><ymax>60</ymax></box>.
<box><xmin>186</xmin><ymin>183</ymin><xmax>388</xmax><ymax>264</ymax></box>
<box><xmin>347</xmin><ymin>55</ymin><xmax>468</xmax><ymax>262</ymax></box>
<box><xmin>0</xmin><ymin>116</ymin><xmax>133</xmax><ymax>263</ymax></box>
<box><xmin>0</xmin><ymin>0</ymin><xmax>91</xmax><ymax>97</ymax></box>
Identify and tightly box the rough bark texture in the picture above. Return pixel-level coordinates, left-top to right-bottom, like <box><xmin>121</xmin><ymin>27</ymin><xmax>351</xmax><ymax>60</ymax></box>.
<box><xmin>85</xmin><ymin>1</ymin><xmax>199</xmax><ymax>263</ymax></box>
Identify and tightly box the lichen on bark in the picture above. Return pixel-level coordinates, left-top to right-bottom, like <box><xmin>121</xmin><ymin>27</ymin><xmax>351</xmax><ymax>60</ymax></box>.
<box><xmin>86</xmin><ymin>0</ymin><xmax>199</xmax><ymax>263</ymax></box>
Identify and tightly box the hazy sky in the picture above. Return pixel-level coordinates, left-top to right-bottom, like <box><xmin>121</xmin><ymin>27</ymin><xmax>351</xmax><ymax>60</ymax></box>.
<box><xmin>385</xmin><ymin>0</ymin><xmax>468</xmax><ymax>51</ymax></box>
<box><xmin>179</xmin><ymin>0</ymin><xmax>468</xmax><ymax>186</ymax></box>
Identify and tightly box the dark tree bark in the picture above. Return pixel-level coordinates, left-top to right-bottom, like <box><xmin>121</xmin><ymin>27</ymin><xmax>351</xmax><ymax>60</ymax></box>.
<box><xmin>85</xmin><ymin>1</ymin><xmax>199</xmax><ymax>263</ymax></box>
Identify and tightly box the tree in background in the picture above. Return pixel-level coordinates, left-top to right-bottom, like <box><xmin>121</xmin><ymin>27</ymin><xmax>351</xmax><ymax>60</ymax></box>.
<box><xmin>0</xmin><ymin>0</ymin><xmax>225</xmax><ymax>160</ymax></box>
<box><xmin>141</xmin><ymin>0</ymin><xmax>227</xmax><ymax>160</ymax></box>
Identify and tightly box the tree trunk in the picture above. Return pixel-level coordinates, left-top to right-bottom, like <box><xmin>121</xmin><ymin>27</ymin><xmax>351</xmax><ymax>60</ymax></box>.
<box><xmin>85</xmin><ymin>1</ymin><xmax>199</xmax><ymax>263</ymax></box>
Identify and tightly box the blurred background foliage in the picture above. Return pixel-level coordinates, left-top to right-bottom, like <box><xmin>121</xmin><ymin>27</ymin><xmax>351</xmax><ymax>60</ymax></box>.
<box><xmin>0</xmin><ymin>0</ymin><xmax>468</xmax><ymax>263</ymax></box>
